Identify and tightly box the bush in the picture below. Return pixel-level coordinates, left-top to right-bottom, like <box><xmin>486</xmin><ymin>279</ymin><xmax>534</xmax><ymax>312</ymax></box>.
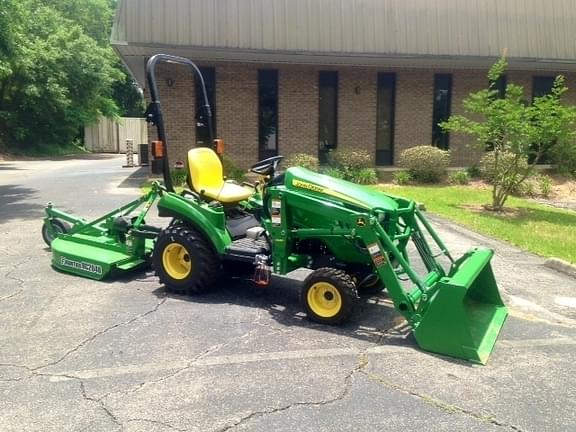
<box><xmin>329</xmin><ymin>150</ymin><xmax>373</xmax><ymax>170</ymax></box>
<box><xmin>285</xmin><ymin>153</ymin><xmax>319</xmax><ymax>171</ymax></box>
<box><xmin>466</xmin><ymin>164</ymin><xmax>482</xmax><ymax>178</ymax></box>
<box><xmin>171</xmin><ymin>162</ymin><xmax>187</xmax><ymax>187</ymax></box>
<box><xmin>551</xmin><ymin>139</ymin><xmax>576</xmax><ymax>176</ymax></box>
<box><xmin>352</xmin><ymin>167</ymin><xmax>378</xmax><ymax>185</ymax></box>
<box><xmin>538</xmin><ymin>174</ymin><xmax>553</xmax><ymax>198</ymax></box>
<box><xmin>448</xmin><ymin>170</ymin><xmax>471</xmax><ymax>185</ymax></box>
<box><xmin>513</xmin><ymin>177</ymin><xmax>537</xmax><ymax>197</ymax></box>
<box><xmin>222</xmin><ymin>155</ymin><xmax>246</xmax><ymax>182</ymax></box>
<box><xmin>322</xmin><ymin>166</ymin><xmax>345</xmax><ymax>179</ymax></box>
<box><xmin>326</xmin><ymin>149</ymin><xmax>378</xmax><ymax>185</ymax></box>
<box><xmin>514</xmin><ymin>174</ymin><xmax>553</xmax><ymax>198</ymax></box>
<box><xmin>398</xmin><ymin>146</ymin><xmax>450</xmax><ymax>183</ymax></box>
<box><xmin>393</xmin><ymin>170</ymin><xmax>413</xmax><ymax>185</ymax></box>
<box><xmin>480</xmin><ymin>151</ymin><xmax>530</xmax><ymax>185</ymax></box>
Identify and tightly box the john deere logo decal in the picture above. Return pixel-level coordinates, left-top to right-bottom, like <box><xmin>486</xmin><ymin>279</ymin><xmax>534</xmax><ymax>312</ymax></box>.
<box><xmin>292</xmin><ymin>179</ymin><xmax>325</xmax><ymax>193</ymax></box>
<box><xmin>291</xmin><ymin>179</ymin><xmax>368</xmax><ymax>208</ymax></box>
<box><xmin>60</xmin><ymin>257</ymin><xmax>103</xmax><ymax>275</ymax></box>
<box><xmin>356</xmin><ymin>217</ymin><xmax>366</xmax><ymax>227</ymax></box>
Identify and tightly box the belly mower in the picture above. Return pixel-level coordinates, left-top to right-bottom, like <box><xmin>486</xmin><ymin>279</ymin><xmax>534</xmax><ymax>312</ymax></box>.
<box><xmin>43</xmin><ymin>54</ymin><xmax>507</xmax><ymax>364</ymax></box>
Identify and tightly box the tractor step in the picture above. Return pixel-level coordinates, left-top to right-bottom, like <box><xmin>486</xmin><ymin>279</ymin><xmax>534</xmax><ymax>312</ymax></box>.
<box><xmin>223</xmin><ymin>238</ymin><xmax>269</xmax><ymax>263</ymax></box>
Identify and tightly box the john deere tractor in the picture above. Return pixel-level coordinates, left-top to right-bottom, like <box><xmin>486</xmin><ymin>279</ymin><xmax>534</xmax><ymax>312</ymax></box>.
<box><xmin>43</xmin><ymin>55</ymin><xmax>507</xmax><ymax>364</ymax></box>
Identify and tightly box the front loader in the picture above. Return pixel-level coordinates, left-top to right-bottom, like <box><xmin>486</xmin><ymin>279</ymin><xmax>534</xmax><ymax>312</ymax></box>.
<box><xmin>43</xmin><ymin>54</ymin><xmax>507</xmax><ymax>364</ymax></box>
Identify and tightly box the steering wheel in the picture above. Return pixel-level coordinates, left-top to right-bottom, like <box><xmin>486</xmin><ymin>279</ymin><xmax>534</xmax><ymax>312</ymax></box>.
<box><xmin>250</xmin><ymin>155</ymin><xmax>284</xmax><ymax>177</ymax></box>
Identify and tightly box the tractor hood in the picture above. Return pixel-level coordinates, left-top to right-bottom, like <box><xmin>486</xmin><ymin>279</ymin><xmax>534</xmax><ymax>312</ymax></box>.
<box><xmin>284</xmin><ymin>167</ymin><xmax>399</xmax><ymax>212</ymax></box>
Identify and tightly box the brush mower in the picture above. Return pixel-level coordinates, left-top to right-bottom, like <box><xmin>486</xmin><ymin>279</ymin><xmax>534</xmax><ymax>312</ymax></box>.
<box><xmin>43</xmin><ymin>54</ymin><xmax>507</xmax><ymax>364</ymax></box>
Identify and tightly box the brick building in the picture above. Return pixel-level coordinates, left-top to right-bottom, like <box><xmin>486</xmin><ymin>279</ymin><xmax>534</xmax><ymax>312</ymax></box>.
<box><xmin>112</xmin><ymin>0</ymin><xmax>576</xmax><ymax>169</ymax></box>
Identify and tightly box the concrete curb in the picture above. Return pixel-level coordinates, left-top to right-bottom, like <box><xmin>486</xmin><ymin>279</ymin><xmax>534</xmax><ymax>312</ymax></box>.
<box><xmin>544</xmin><ymin>258</ymin><xmax>576</xmax><ymax>279</ymax></box>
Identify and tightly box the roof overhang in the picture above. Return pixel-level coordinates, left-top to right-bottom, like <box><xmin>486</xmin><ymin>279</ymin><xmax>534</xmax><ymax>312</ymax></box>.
<box><xmin>114</xmin><ymin>42</ymin><xmax>576</xmax><ymax>89</ymax></box>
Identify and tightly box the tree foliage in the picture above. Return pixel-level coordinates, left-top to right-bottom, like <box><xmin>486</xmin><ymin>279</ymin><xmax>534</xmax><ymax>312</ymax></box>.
<box><xmin>0</xmin><ymin>0</ymin><xmax>142</xmax><ymax>151</ymax></box>
<box><xmin>441</xmin><ymin>57</ymin><xmax>576</xmax><ymax>210</ymax></box>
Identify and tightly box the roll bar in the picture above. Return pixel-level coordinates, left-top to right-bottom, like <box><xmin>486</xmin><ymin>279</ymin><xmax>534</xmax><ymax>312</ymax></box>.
<box><xmin>145</xmin><ymin>54</ymin><xmax>214</xmax><ymax>192</ymax></box>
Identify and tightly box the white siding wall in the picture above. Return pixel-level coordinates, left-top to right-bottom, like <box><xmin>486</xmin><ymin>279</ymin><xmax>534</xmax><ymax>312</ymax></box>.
<box><xmin>112</xmin><ymin>0</ymin><xmax>576</xmax><ymax>61</ymax></box>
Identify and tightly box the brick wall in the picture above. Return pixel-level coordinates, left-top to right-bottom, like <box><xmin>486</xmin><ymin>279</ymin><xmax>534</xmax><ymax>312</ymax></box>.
<box><xmin>337</xmin><ymin>69</ymin><xmax>377</xmax><ymax>156</ymax></box>
<box><xmin>449</xmin><ymin>69</ymin><xmax>486</xmax><ymax>166</ymax></box>
<box><xmin>147</xmin><ymin>61</ymin><xmax>576</xmax><ymax>170</ymax></box>
<box><xmin>215</xmin><ymin>64</ymin><xmax>258</xmax><ymax>168</ymax></box>
<box><xmin>146</xmin><ymin>63</ymin><xmax>195</xmax><ymax>165</ymax></box>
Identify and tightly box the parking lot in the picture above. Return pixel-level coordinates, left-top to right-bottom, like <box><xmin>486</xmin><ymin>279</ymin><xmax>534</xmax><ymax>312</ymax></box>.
<box><xmin>1</xmin><ymin>155</ymin><xmax>575</xmax><ymax>431</ymax></box>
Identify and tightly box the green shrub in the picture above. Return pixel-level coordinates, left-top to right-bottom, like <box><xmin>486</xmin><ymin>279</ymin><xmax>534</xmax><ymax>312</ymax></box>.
<box><xmin>509</xmin><ymin>174</ymin><xmax>552</xmax><ymax>198</ymax></box>
<box><xmin>325</xmin><ymin>149</ymin><xmax>378</xmax><ymax>184</ymax></box>
<box><xmin>351</xmin><ymin>167</ymin><xmax>378</xmax><ymax>185</ymax></box>
<box><xmin>329</xmin><ymin>150</ymin><xmax>373</xmax><ymax>170</ymax></box>
<box><xmin>550</xmin><ymin>139</ymin><xmax>576</xmax><ymax>176</ymax></box>
<box><xmin>322</xmin><ymin>166</ymin><xmax>346</xmax><ymax>179</ymax></box>
<box><xmin>465</xmin><ymin>164</ymin><xmax>482</xmax><ymax>178</ymax></box>
<box><xmin>171</xmin><ymin>163</ymin><xmax>187</xmax><ymax>187</ymax></box>
<box><xmin>538</xmin><ymin>174</ymin><xmax>553</xmax><ymax>198</ymax></box>
<box><xmin>222</xmin><ymin>155</ymin><xmax>246</xmax><ymax>182</ymax></box>
<box><xmin>448</xmin><ymin>170</ymin><xmax>471</xmax><ymax>185</ymax></box>
<box><xmin>393</xmin><ymin>170</ymin><xmax>413</xmax><ymax>185</ymax></box>
<box><xmin>480</xmin><ymin>151</ymin><xmax>530</xmax><ymax>185</ymax></box>
<box><xmin>285</xmin><ymin>153</ymin><xmax>319</xmax><ymax>171</ymax></box>
<box><xmin>398</xmin><ymin>146</ymin><xmax>451</xmax><ymax>183</ymax></box>
<box><xmin>512</xmin><ymin>177</ymin><xmax>537</xmax><ymax>197</ymax></box>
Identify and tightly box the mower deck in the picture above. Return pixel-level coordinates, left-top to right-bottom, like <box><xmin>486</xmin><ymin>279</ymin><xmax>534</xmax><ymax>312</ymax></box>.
<box><xmin>51</xmin><ymin>235</ymin><xmax>154</xmax><ymax>280</ymax></box>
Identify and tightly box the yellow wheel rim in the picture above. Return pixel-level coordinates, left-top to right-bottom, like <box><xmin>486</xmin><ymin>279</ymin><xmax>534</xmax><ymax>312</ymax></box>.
<box><xmin>162</xmin><ymin>243</ymin><xmax>192</xmax><ymax>280</ymax></box>
<box><xmin>307</xmin><ymin>282</ymin><xmax>342</xmax><ymax>318</ymax></box>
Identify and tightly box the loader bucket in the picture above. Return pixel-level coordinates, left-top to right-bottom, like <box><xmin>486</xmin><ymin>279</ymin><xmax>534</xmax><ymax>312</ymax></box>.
<box><xmin>413</xmin><ymin>248</ymin><xmax>507</xmax><ymax>364</ymax></box>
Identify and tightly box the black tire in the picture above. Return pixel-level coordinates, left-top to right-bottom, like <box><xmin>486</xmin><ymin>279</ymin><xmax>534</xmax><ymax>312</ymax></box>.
<box><xmin>153</xmin><ymin>224</ymin><xmax>220</xmax><ymax>295</ymax></box>
<box><xmin>357</xmin><ymin>273</ymin><xmax>385</xmax><ymax>296</ymax></box>
<box><xmin>301</xmin><ymin>268</ymin><xmax>356</xmax><ymax>325</ymax></box>
<box><xmin>42</xmin><ymin>219</ymin><xmax>71</xmax><ymax>246</ymax></box>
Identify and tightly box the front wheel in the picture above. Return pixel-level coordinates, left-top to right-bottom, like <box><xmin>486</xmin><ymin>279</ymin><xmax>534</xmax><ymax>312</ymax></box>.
<box><xmin>301</xmin><ymin>268</ymin><xmax>356</xmax><ymax>325</ymax></box>
<box><xmin>42</xmin><ymin>219</ymin><xmax>71</xmax><ymax>246</ymax></box>
<box><xmin>153</xmin><ymin>225</ymin><xmax>219</xmax><ymax>295</ymax></box>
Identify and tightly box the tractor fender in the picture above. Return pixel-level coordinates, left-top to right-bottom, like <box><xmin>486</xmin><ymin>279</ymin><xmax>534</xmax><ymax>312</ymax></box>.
<box><xmin>156</xmin><ymin>193</ymin><xmax>232</xmax><ymax>254</ymax></box>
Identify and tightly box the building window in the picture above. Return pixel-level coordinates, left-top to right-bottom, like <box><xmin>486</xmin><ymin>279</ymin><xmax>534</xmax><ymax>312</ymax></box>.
<box><xmin>195</xmin><ymin>67</ymin><xmax>216</xmax><ymax>147</ymax></box>
<box><xmin>258</xmin><ymin>69</ymin><xmax>279</xmax><ymax>160</ymax></box>
<box><xmin>491</xmin><ymin>75</ymin><xmax>507</xmax><ymax>99</ymax></box>
<box><xmin>432</xmin><ymin>74</ymin><xmax>452</xmax><ymax>150</ymax></box>
<box><xmin>532</xmin><ymin>76</ymin><xmax>556</xmax><ymax>163</ymax></box>
<box><xmin>376</xmin><ymin>73</ymin><xmax>396</xmax><ymax>166</ymax></box>
<box><xmin>533</xmin><ymin>76</ymin><xmax>555</xmax><ymax>99</ymax></box>
<box><xmin>318</xmin><ymin>71</ymin><xmax>338</xmax><ymax>163</ymax></box>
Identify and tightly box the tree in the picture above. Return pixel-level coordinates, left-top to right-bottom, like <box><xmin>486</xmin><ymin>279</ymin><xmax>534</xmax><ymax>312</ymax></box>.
<box><xmin>0</xmin><ymin>0</ymin><xmax>142</xmax><ymax>151</ymax></box>
<box><xmin>441</xmin><ymin>57</ymin><xmax>576</xmax><ymax>210</ymax></box>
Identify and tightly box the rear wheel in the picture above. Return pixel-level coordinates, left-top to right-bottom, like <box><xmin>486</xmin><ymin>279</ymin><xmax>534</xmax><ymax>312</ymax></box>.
<box><xmin>301</xmin><ymin>268</ymin><xmax>356</xmax><ymax>325</ymax></box>
<box><xmin>42</xmin><ymin>219</ymin><xmax>71</xmax><ymax>246</ymax></box>
<box><xmin>153</xmin><ymin>225</ymin><xmax>219</xmax><ymax>295</ymax></box>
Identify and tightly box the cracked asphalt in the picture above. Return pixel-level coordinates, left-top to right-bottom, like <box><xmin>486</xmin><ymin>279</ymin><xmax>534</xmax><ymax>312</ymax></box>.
<box><xmin>1</xmin><ymin>155</ymin><xmax>575</xmax><ymax>431</ymax></box>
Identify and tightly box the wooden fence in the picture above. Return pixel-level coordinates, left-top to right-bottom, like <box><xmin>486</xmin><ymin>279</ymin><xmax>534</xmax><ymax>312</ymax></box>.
<box><xmin>84</xmin><ymin>117</ymin><xmax>148</xmax><ymax>153</ymax></box>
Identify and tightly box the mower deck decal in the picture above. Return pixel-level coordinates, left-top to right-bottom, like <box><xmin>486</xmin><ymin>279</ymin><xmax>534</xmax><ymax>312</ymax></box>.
<box><xmin>60</xmin><ymin>257</ymin><xmax>103</xmax><ymax>275</ymax></box>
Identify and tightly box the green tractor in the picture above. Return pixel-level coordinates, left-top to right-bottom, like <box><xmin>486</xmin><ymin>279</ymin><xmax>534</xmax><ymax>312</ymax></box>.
<box><xmin>43</xmin><ymin>55</ymin><xmax>507</xmax><ymax>364</ymax></box>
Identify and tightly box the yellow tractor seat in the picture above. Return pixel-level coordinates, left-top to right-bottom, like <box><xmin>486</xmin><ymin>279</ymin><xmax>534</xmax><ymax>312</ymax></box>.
<box><xmin>187</xmin><ymin>148</ymin><xmax>252</xmax><ymax>203</ymax></box>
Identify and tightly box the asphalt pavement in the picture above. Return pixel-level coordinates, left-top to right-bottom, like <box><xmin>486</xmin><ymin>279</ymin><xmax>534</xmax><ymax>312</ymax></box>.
<box><xmin>0</xmin><ymin>155</ymin><xmax>575</xmax><ymax>432</ymax></box>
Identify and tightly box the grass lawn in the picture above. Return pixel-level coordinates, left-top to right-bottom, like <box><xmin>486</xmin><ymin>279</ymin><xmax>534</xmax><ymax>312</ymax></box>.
<box><xmin>379</xmin><ymin>184</ymin><xmax>576</xmax><ymax>264</ymax></box>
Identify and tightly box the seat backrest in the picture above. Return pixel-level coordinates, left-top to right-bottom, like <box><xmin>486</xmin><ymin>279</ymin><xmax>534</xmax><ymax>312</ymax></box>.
<box><xmin>187</xmin><ymin>147</ymin><xmax>224</xmax><ymax>192</ymax></box>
